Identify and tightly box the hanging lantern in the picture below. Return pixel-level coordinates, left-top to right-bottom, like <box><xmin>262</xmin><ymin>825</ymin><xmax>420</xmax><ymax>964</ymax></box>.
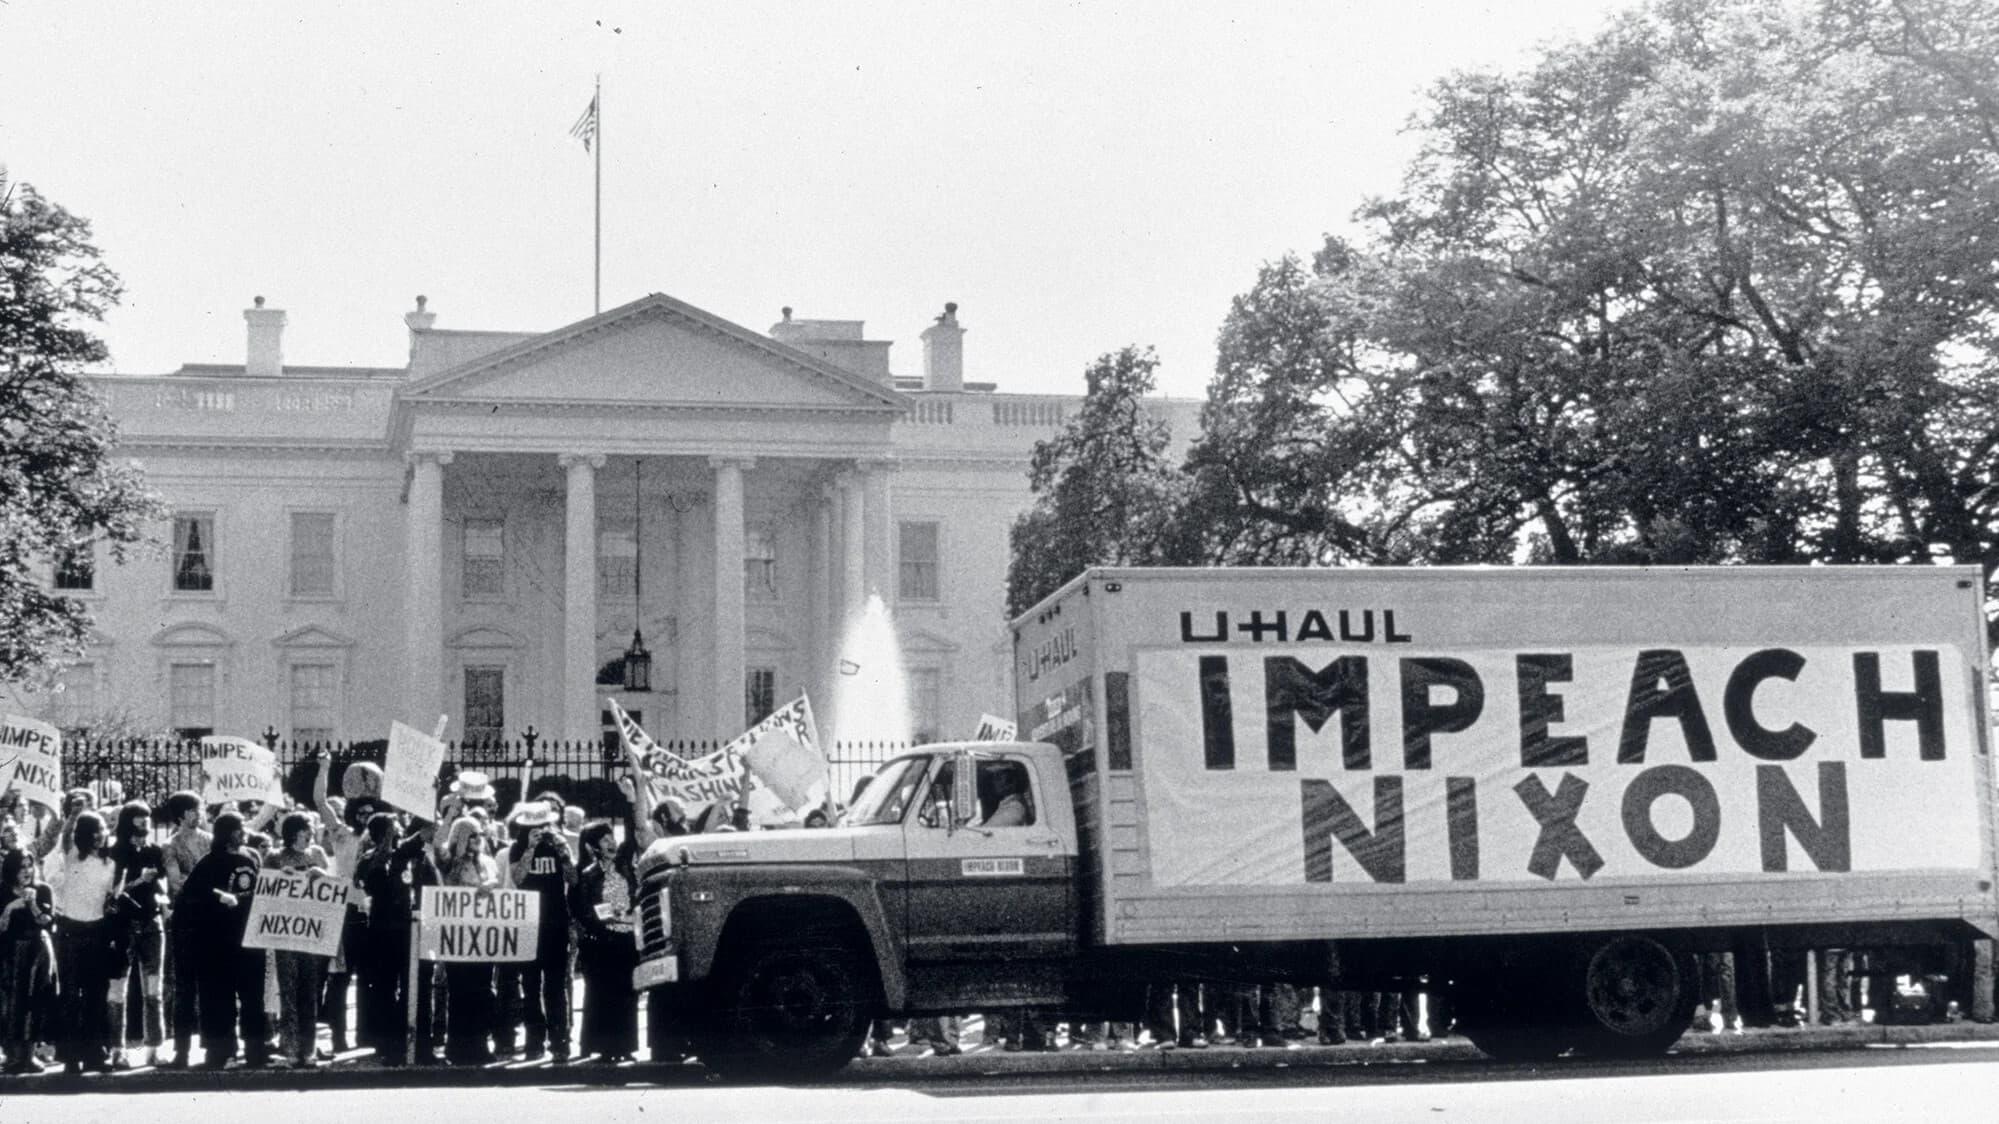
<box><xmin>624</xmin><ymin>457</ymin><xmax>652</xmax><ymax>692</ymax></box>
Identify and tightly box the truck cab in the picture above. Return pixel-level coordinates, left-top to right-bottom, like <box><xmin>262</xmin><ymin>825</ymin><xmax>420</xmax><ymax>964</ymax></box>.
<box><xmin>631</xmin><ymin>741</ymin><xmax>1078</xmax><ymax>1074</ymax></box>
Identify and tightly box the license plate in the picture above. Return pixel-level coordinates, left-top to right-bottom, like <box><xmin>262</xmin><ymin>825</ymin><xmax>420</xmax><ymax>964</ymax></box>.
<box><xmin>631</xmin><ymin>956</ymin><xmax>679</xmax><ymax>990</ymax></box>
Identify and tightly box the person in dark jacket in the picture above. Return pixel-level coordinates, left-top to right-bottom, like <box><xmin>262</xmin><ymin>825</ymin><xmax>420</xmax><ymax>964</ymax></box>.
<box><xmin>355</xmin><ymin>814</ymin><xmax>439</xmax><ymax>1064</ymax></box>
<box><xmin>176</xmin><ymin>812</ymin><xmax>269</xmax><ymax>1069</ymax></box>
<box><xmin>107</xmin><ymin>800</ymin><xmax>169</xmax><ymax>1066</ymax></box>
<box><xmin>1</xmin><ymin>848</ymin><xmax>57</xmax><ymax>1073</ymax></box>
<box><xmin>570</xmin><ymin>821</ymin><xmax>637</xmax><ymax>1063</ymax></box>
<box><xmin>505</xmin><ymin>802</ymin><xmax>576</xmax><ymax>1062</ymax></box>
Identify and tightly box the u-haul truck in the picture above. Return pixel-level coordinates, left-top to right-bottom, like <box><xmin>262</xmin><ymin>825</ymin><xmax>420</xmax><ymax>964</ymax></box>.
<box><xmin>631</xmin><ymin>566</ymin><xmax>1997</xmax><ymax>1073</ymax></box>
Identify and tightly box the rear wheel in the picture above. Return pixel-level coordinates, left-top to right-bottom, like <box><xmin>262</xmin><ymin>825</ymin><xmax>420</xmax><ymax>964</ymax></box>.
<box><xmin>705</xmin><ymin>938</ymin><xmax>875</xmax><ymax>1079</ymax></box>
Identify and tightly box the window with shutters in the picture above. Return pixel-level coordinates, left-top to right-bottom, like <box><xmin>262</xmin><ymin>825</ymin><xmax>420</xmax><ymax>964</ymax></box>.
<box><xmin>898</xmin><ymin>521</ymin><xmax>939</xmax><ymax>602</ymax></box>
<box><xmin>289</xmin><ymin>512</ymin><xmax>337</xmax><ymax>597</ymax></box>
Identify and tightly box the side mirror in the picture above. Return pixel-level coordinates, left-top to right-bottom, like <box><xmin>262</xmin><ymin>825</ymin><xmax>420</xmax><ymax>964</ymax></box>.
<box><xmin>950</xmin><ymin>752</ymin><xmax>979</xmax><ymax>831</ymax></box>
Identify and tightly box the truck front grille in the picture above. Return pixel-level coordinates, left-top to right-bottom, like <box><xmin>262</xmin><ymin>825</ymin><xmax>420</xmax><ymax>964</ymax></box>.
<box><xmin>635</xmin><ymin>890</ymin><xmax>671</xmax><ymax>957</ymax></box>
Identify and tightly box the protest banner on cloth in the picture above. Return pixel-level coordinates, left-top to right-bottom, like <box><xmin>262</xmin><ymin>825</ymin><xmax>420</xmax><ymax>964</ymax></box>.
<box><xmin>0</xmin><ymin>714</ymin><xmax>63</xmax><ymax>810</ymax></box>
<box><xmin>418</xmin><ymin>886</ymin><xmax>538</xmax><ymax>961</ymax></box>
<box><xmin>970</xmin><ymin>714</ymin><xmax>1018</xmax><ymax>742</ymax></box>
<box><xmin>611</xmin><ymin>699</ymin><xmax>749</xmax><ymax>810</ymax></box>
<box><xmin>383</xmin><ymin>720</ymin><xmax>449</xmax><ymax>816</ymax></box>
<box><xmin>242</xmin><ymin>869</ymin><xmax>349</xmax><ymax>956</ymax></box>
<box><xmin>200</xmin><ymin>737</ymin><xmax>279</xmax><ymax>804</ymax></box>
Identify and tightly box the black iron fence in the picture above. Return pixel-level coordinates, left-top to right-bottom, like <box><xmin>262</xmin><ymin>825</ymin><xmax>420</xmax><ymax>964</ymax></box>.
<box><xmin>54</xmin><ymin>736</ymin><xmax>913</xmax><ymax>823</ymax></box>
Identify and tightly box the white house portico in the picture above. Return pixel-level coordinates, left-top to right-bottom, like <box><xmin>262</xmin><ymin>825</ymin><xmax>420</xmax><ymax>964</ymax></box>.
<box><xmin>19</xmin><ymin>290</ymin><xmax>1202</xmax><ymax>753</ymax></box>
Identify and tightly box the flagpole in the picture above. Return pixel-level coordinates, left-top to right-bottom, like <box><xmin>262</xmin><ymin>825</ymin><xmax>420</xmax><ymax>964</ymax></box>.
<box><xmin>594</xmin><ymin>74</ymin><xmax>602</xmax><ymax>316</ymax></box>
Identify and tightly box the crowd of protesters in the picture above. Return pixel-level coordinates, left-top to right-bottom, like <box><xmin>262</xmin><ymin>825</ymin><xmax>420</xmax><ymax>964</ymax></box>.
<box><xmin>0</xmin><ymin>754</ymin><xmax>1988</xmax><ymax>1078</ymax></box>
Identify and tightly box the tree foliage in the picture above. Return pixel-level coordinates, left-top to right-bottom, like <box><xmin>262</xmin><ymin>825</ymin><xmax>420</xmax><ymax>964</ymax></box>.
<box><xmin>1006</xmin><ymin>347</ymin><xmax>1186</xmax><ymax>617</ymax></box>
<box><xmin>1182</xmin><ymin>0</ymin><xmax>1999</xmax><ymax>620</ymax></box>
<box><xmin>0</xmin><ymin>174</ymin><xmax>162</xmax><ymax>686</ymax></box>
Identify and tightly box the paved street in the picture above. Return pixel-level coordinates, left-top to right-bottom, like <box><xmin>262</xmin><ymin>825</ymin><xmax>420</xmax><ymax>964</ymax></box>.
<box><xmin>5</xmin><ymin>1041</ymin><xmax>1996</xmax><ymax>1123</ymax></box>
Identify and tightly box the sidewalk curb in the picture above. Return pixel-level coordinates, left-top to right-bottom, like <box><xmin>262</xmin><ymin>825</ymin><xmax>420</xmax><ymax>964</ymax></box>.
<box><xmin>3</xmin><ymin>1023</ymin><xmax>1994</xmax><ymax>1095</ymax></box>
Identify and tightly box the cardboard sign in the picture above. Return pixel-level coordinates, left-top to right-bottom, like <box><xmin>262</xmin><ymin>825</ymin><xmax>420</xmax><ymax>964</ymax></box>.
<box><xmin>970</xmin><ymin>714</ymin><xmax>1018</xmax><ymax>742</ymax></box>
<box><xmin>418</xmin><ymin>886</ymin><xmax>539</xmax><ymax>962</ymax></box>
<box><xmin>200</xmin><ymin>737</ymin><xmax>279</xmax><ymax>804</ymax></box>
<box><xmin>0</xmin><ymin>714</ymin><xmax>64</xmax><ymax>811</ymax></box>
<box><xmin>1135</xmin><ymin>642</ymin><xmax>1984</xmax><ymax>889</ymax></box>
<box><xmin>242</xmin><ymin>870</ymin><xmax>349</xmax><ymax>956</ymax></box>
<box><xmin>383</xmin><ymin>720</ymin><xmax>448</xmax><ymax>817</ymax></box>
<box><xmin>732</xmin><ymin>695</ymin><xmax>827</xmax><ymax>813</ymax></box>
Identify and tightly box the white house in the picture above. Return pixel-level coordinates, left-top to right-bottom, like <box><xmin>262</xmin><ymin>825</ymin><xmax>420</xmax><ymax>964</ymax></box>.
<box><xmin>23</xmin><ymin>293</ymin><xmax>1200</xmax><ymax>752</ymax></box>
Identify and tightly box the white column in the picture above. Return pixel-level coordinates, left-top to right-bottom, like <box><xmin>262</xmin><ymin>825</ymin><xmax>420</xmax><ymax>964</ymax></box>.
<box><xmin>712</xmin><ymin>457</ymin><xmax>751</xmax><ymax>738</ymax></box>
<box><xmin>404</xmin><ymin>451</ymin><xmax>451</xmax><ymax>725</ymax></box>
<box><xmin>560</xmin><ymin>453</ymin><xmax>605</xmax><ymax>743</ymax></box>
<box><xmin>840</xmin><ymin>468</ymin><xmax>866</xmax><ymax>621</ymax></box>
<box><xmin>862</xmin><ymin>459</ymin><xmax>894</xmax><ymax>603</ymax></box>
<box><xmin>810</xmin><ymin>488</ymin><xmax>834</xmax><ymax>710</ymax></box>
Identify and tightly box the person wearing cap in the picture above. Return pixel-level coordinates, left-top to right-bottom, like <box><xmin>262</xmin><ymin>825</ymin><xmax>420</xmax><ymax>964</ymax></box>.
<box><xmin>503</xmin><ymin>801</ymin><xmax>576</xmax><ymax>1062</ymax></box>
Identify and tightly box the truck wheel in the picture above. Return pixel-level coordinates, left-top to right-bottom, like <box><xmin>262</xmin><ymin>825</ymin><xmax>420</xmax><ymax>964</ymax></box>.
<box><xmin>1573</xmin><ymin>935</ymin><xmax>1696</xmax><ymax>1058</ymax></box>
<box><xmin>707</xmin><ymin>938</ymin><xmax>874</xmax><ymax>1079</ymax></box>
<box><xmin>1454</xmin><ymin>953</ymin><xmax>1577</xmax><ymax>1063</ymax></box>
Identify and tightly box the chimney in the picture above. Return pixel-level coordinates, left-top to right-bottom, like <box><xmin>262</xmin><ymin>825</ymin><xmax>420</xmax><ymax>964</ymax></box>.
<box><xmin>244</xmin><ymin>296</ymin><xmax>286</xmax><ymax>377</ymax></box>
<box><xmin>404</xmin><ymin>294</ymin><xmax>437</xmax><ymax>364</ymax></box>
<box><xmin>920</xmin><ymin>302</ymin><xmax>964</xmax><ymax>392</ymax></box>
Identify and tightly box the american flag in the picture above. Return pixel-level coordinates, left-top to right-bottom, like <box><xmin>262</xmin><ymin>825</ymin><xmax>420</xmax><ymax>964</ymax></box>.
<box><xmin>569</xmin><ymin>93</ymin><xmax>599</xmax><ymax>152</ymax></box>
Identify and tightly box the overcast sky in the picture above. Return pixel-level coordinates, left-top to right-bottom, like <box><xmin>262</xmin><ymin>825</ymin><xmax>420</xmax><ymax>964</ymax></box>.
<box><xmin>4</xmin><ymin>1</ymin><xmax>1640</xmax><ymax>399</ymax></box>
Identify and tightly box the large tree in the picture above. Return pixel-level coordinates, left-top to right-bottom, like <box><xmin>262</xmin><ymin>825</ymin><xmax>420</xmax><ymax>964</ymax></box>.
<box><xmin>1184</xmin><ymin>0</ymin><xmax>1999</xmax><ymax>618</ymax></box>
<box><xmin>0</xmin><ymin>173</ymin><xmax>162</xmax><ymax>686</ymax></box>
<box><xmin>1006</xmin><ymin>346</ymin><xmax>1186</xmax><ymax>616</ymax></box>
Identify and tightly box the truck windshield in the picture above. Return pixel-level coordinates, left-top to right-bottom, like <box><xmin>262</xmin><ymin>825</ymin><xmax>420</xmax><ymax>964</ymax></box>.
<box><xmin>842</xmin><ymin>755</ymin><xmax>931</xmax><ymax>827</ymax></box>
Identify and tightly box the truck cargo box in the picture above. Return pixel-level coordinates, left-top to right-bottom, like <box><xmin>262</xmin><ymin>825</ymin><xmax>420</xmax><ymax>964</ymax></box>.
<box><xmin>1011</xmin><ymin>566</ymin><xmax>1998</xmax><ymax>947</ymax></box>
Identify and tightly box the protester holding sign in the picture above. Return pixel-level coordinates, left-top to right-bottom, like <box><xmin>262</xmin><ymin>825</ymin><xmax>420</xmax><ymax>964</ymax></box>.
<box><xmin>264</xmin><ymin>812</ymin><xmax>332</xmax><ymax>1067</ymax></box>
<box><xmin>107</xmin><ymin>801</ymin><xmax>169</xmax><ymax>1067</ymax></box>
<box><xmin>437</xmin><ymin>815</ymin><xmax>499</xmax><ymax>1066</ymax></box>
<box><xmin>0</xmin><ymin>715</ymin><xmax>64</xmax><ymax>813</ymax></box>
<box><xmin>312</xmin><ymin>751</ymin><xmax>372</xmax><ymax>1054</ymax></box>
<box><xmin>177</xmin><ymin>812</ymin><xmax>269</xmax><ymax>1069</ymax></box>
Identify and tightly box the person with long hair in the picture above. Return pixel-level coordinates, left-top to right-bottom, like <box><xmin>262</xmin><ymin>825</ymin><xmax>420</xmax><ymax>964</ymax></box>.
<box><xmin>177</xmin><ymin>811</ymin><xmax>269</xmax><ymax>1069</ymax></box>
<box><xmin>107</xmin><ymin>800</ymin><xmax>169</xmax><ymax>1067</ymax></box>
<box><xmin>44</xmin><ymin>807</ymin><xmax>117</xmax><ymax>1073</ymax></box>
<box><xmin>265</xmin><ymin>811</ymin><xmax>331</xmax><ymax>1068</ymax></box>
<box><xmin>438</xmin><ymin>814</ymin><xmax>498</xmax><ymax>1066</ymax></box>
<box><xmin>0</xmin><ymin>848</ymin><xmax>57</xmax><ymax>1073</ymax></box>
<box><xmin>570</xmin><ymin>820</ymin><xmax>637</xmax><ymax>1063</ymax></box>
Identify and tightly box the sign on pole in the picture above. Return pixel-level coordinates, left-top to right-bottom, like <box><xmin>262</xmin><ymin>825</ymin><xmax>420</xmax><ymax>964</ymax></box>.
<box><xmin>242</xmin><ymin>870</ymin><xmax>349</xmax><ymax>956</ymax></box>
<box><xmin>200</xmin><ymin>737</ymin><xmax>278</xmax><ymax>805</ymax></box>
<box><xmin>418</xmin><ymin>886</ymin><xmax>539</xmax><ymax>962</ymax></box>
<box><xmin>0</xmin><ymin>714</ymin><xmax>64</xmax><ymax>811</ymax></box>
<box><xmin>383</xmin><ymin>720</ymin><xmax>448</xmax><ymax>817</ymax></box>
<box><xmin>970</xmin><ymin>714</ymin><xmax>1018</xmax><ymax>742</ymax></box>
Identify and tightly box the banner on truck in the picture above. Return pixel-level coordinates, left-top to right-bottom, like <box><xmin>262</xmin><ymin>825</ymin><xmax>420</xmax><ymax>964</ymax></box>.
<box><xmin>418</xmin><ymin>886</ymin><xmax>539</xmax><ymax>962</ymax></box>
<box><xmin>1135</xmin><ymin>642</ymin><xmax>1984</xmax><ymax>889</ymax></box>
<box><xmin>243</xmin><ymin>870</ymin><xmax>349</xmax><ymax>956</ymax></box>
<box><xmin>200</xmin><ymin>737</ymin><xmax>282</xmax><ymax>805</ymax></box>
<box><xmin>0</xmin><ymin>714</ymin><xmax>63</xmax><ymax>811</ymax></box>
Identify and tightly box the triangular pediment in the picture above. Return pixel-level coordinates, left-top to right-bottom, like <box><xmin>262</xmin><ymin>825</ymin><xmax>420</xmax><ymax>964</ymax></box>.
<box><xmin>272</xmin><ymin>625</ymin><xmax>355</xmax><ymax>649</ymax></box>
<box><xmin>401</xmin><ymin>293</ymin><xmax>905</xmax><ymax>413</ymax></box>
